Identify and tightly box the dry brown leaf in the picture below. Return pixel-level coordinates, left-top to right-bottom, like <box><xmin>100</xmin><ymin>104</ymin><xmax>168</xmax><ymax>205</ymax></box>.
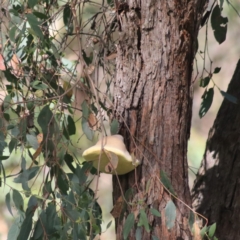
<box><xmin>111</xmin><ymin>196</ymin><xmax>124</xmax><ymax>218</ymax></box>
<box><xmin>88</xmin><ymin>113</ymin><xmax>98</xmax><ymax>130</ymax></box>
<box><xmin>33</xmin><ymin>145</ymin><xmax>42</xmax><ymax>160</ymax></box>
<box><xmin>105</xmin><ymin>52</ymin><xmax>117</xmax><ymax>60</ymax></box>
<box><xmin>0</xmin><ymin>54</ymin><xmax>6</xmax><ymax>70</ymax></box>
<box><xmin>193</xmin><ymin>222</ymin><xmax>202</xmax><ymax>240</ymax></box>
<box><xmin>37</xmin><ymin>133</ymin><xmax>43</xmax><ymax>144</ymax></box>
<box><xmin>10</xmin><ymin>54</ymin><xmax>23</xmax><ymax>77</ymax></box>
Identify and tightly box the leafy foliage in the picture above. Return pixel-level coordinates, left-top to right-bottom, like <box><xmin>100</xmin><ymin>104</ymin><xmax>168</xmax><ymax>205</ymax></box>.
<box><xmin>0</xmin><ymin>0</ymin><xmax>118</xmax><ymax>238</ymax></box>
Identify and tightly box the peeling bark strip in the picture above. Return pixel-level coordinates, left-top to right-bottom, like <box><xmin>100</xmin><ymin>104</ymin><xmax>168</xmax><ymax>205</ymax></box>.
<box><xmin>113</xmin><ymin>0</ymin><xmax>207</xmax><ymax>239</ymax></box>
<box><xmin>192</xmin><ymin>60</ymin><xmax>240</xmax><ymax>240</ymax></box>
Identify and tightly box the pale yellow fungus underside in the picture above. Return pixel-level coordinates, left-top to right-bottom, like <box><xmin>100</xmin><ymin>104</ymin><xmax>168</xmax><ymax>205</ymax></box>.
<box><xmin>82</xmin><ymin>135</ymin><xmax>139</xmax><ymax>175</ymax></box>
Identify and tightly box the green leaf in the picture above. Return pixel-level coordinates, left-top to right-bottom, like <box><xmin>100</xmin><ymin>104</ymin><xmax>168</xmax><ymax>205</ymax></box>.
<box><xmin>200</xmin><ymin>225</ymin><xmax>207</xmax><ymax>237</ymax></box>
<box><xmin>57</xmin><ymin>171</ymin><xmax>69</xmax><ymax>195</ymax></box>
<box><xmin>152</xmin><ymin>236</ymin><xmax>159</xmax><ymax>240</ymax></box>
<box><xmin>0</xmin><ymin>156</ymin><xmax>9</xmax><ymax>160</ymax></box>
<box><xmin>31</xmin><ymin>80</ymin><xmax>48</xmax><ymax>90</ymax></box>
<box><xmin>82</xmin><ymin>118</ymin><xmax>94</xmax><ymax>141</ymax></box>
<box><xmin>26</xmin><ymin>134</ymin><xmax>39</xmax><ymax>149</ymax></box>
<box><xmin>9</xmin><ymin>26</ymin><xmax>17</xmax><ymax>42</ymax></box>
<box><xmin>9</xmin><ymin>138</ymin><xmax>18</xmax><ymax>153</ymax></box>
<box><xmin>213</xmin><ymin>67</ymin><xmax>221</xmax><ymax>74</ymax></box>
<box><xmin>33</xmin><ymin>11</ymin><xmax>48</xmax><ymax>19</ymax></box>
<box><xmin>7</xmin><ymin>216</ymin><xmax>23</xmax><ymax>240</ymax></box>
<box><xmin>165</xmin><ymin>200</ymin><xmax>176</xmax><ymax>230</ymax></box>
<box><xmin>4</xmin><ymin>69</ymin><xmax>19</xmax><ymax>85</ymax></box>
<box><xmin>66</xmin><ymin>115</ymin><xmax>76</xmax><ymax>136</ymax></box>
<box><xmin>220</xmin><ymin>90</ymin><xmax>238</xmax><ymax>104</ymax></box>
<box><xmin>123</xmin><ymin>213</ymin><xmax>135</xmax><ymax>239</ymax></box>
<box><xmin>81</xmin><ymin>101</ymin><xmax>94</xmax><ymax>140</ymax></box>
<box><xmin>0</xmin><ymin>132</ymin><xmax>7</xmax><ymax>154</ymax></box>
<box><xmin>220</xmin><ymin>0</ymin><xmax>224</xmax><ymax>8</ymax></box>
<box><xmin>135</xmin><ymin>227</ymin><xmax>142</xmax><ymax>240</ymax></box>
<box><xmin>199</xmin><ymin>88</ymin><xmax>214</xmax><ymax>118</ymax></box>
<box><xmin>6</xmin><ymin>192</ymin><xmax>13</xmax><ymax>216</ymax></box>
<box><xmin>110</xmin><ymin>119</ymin><xmax>119</xmax><ymax>135</ymax></box>
<box><xmin>12</xmin><ymin>189</ymin><xmax>24</xmax><ymax>212</ymax></box>
<box><xmin>150</xmin><ymin>208</ymin><xmax>161</xmax><ymax>217</ymax></box>
<box><xmin>211</xmin><ymin>4</ymin><xmax>228</xmax><ymax>44</ymax></box>
<box><xmin>208</xmin><ymin>223</ymin><xmax>217</xmax><ymax>237</ymax></box>
<box><xmin>17</xmin><ymin>207</ymin><xmax>34</xmax><ymax>240</ymax></box>
<box><xmin>211</xmin><ymin>5</ymin><xmax>221</xmax><ymax>30</ymax></box>
<box><xmin>28</xmin><ymin>0</ymin><xmax>38</xmax><ymax>8</ymax></box>
<box><xmin>160</xmin><ymin>170</ymin><xmax>176</xmax><ymax>195</ymax></box>
<box><xmin>63</xmin><ymin>4</ymin><xmax>73</xmax><ymax>34</ymax></box>
<box><xmin>26</xmin><ymin>14</ymin><xmax>44</xmax><ymax>40</ymax></box>
<box><xmin>188</xmin><ymin>211</ymin><xmax>195</xmax><ymax>230</ymax></box>
<box><xmin>214</xmin><ymin>25</ymin><xmax>227</xmax><ymax>44</ymax></box>
<box><xmin>14</xmin><ymin>166</ymin><xmax>39</xmax><ymax>183</ymax></box>
<box><xmin>138</xmin><ymin>209</ymin><xmax>150</xmax><ymax>232</ymax></box>
<box><xmin>37</xmin><ymin>105</ymin><xmax>53</xmax><ymax>136</ymax></box>
<box><xmin>82</xmin><ymin>50</ymin><xmax>93</xmax><ymax>66</ymax></box>
<box><xmin>199</xmin><ymin>76</ymin><xmax>211</xmax><ymax>88</ymax></box>
<box><xmin>106</xmin><ymin>220</ymin><xmax>112</xmax><ymax>229</ymax></box>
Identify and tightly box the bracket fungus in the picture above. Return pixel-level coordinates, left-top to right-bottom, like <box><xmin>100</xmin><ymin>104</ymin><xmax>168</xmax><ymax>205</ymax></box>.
<box><xmin>82</xmin><ymin>135</ymin><xmax>140</xmax><ymax>175</ymax></box>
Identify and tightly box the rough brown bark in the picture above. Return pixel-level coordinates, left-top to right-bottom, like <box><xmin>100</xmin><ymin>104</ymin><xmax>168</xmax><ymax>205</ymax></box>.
<box><xmin>112</xmin><ymin>0</ymin><xmax>207</xmax><ymax>239</ymax></box>
<box><xmin>192</xmin><ymin>59</ymin><xmax>240</xmax><ymax>240</ymax></box>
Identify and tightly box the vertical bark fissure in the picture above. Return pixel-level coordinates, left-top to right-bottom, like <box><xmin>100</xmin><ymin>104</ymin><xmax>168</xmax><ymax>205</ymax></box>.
<box><xmin>113</xmin><ymin>1</ymin><xmax>207</xmax><ymax>239</ymax></box>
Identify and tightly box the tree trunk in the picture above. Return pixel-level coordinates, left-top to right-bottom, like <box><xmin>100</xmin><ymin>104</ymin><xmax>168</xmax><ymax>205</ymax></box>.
<box><xmin>192</xmin><ymin>59</ymin><xmax>240</xmax><ymax>240</ymax></box>
<box><xmin>113</xmin><ymin>0</ymin><xmax>207</xmax><ymax>239</ymax></box>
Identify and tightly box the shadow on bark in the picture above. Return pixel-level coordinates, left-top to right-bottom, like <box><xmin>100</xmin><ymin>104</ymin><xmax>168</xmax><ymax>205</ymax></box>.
<box><xmin>192</xmin><ymin>59</ymin><xmax>240</xmax><ymax>239</ymax></box>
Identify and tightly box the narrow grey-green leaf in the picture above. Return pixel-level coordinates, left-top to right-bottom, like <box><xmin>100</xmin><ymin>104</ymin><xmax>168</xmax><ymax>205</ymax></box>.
<box><xmin>199</xmin><ymin>88</ymin><xmax>214</xmax><ymax>118</ymax></box>
<box><xmin>17</xmin><ymin>207</ymin><xmax>34</xmax><ymax>240</ymax></box>
<box><xmin>152</xmin><ymin>236</ymin><xmax>159</xmax><ymax>240</ymax></box>
<box><xmin>160</xmin><ymin>170</ymin><xmax>176</xmax><ymax>195</ymax></box>
<box><xmin>220</xmin><ymin>90</ymin><xmax>238</xmax><ymax>104</ymax></box>
<box><xmin>123</xmin><ymin>213</ymin><xmax>135</xmax><ymax>239</ymax></box>
<box><xmin>110</xmin><ymin>119</ymin><xmax>119</xmax><ymax>135</ymax></box>
<box><xmin>138</xmin><ymin>209</ymin><xmax>150</xmax><ymax>232</ymax></box>
<box><xmin>200</xmin><ymin>225</ymin><xmax>207</xmax><ymax>237</ymax></box>
<box><xmin>106</xmin><ymin>220</ymin><xmax>112</xmax><ymax>229</ymax></box>
<box><xmin>6</xmin><ymin>192</ymin><xmax>13</xmax><ymax>216</ymax></box>
<box><xmin>26</xmin><ymin>134</ymin><xmax>39</xmax><ymax>149</ymax></box>
<box><xmin>7</xmin><ymin>216</ymin><xmax>22</xmax><ymax>240</ymax></box>
<box><xmin>82</xmin><ymin>118</ymin><xmax>94</xmax><ymax>141</ymax></box>
<box><xmin>37</xmin><ymin>105</ymin><xmax>53</xmax><ymax>135</ymax></box>
<box><xmin>135</xmin><ymin>227</ymin><xmax>142</xmax><ymax>240</ymax></box>
<box><xmin>208</xmin><ymin>223</ymin><xmax>217</xmax><ymax>237</ymax></box>
<box><xmin>28</xmin><ymin>0</ymin><xmax>38</xmax><ymax>8</ymax></box>
<box><xmin>165</xmin><ymin>200</ymin><xmax>176</xmax><ymax>230</ymax></box>
<box><xmin>150</xmin><ymin>208</ymin><xmax>161</xmax><ymax>217</ymax></box>
<box><xmin>12</xmin><ymin>189</ymin><xmax>24</xmax><ymax>211</ymax></box>
<box><xmin>26</xmin><ymin>14</ymin><xmax>44</xmax><ymax>40</ymax></box>
<box><xmin>188</xmin><ymin>211</ymin><xmax>195</xmax><ymax>230</ymax></box>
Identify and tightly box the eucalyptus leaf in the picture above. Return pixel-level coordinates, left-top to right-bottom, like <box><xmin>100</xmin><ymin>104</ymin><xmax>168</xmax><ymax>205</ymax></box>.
<box><xmin>12</xmin><ymin>189</ymin><xmax>24</xmax><ymax>212</ymax></box>
<box><xmin>160</xmin><ymin>170</ymin><xmax>176</xmax><ymax>195</ymax></box>
<box><xmin>138</xmin><ymin>209</ymin><xmax>150</xmax><ymax>232</ymax></box>
<box><xmin>5</xmin><ymin>192</ymin><xmax>13</xmax><ymax>216</ymax></box>
<box><xmin>110</xmin><ymin>119</ymin><xmax>119</xmax><ymax>135</ymax></box>
<box><xmin>220</xmin><ymin>90</ymin><xmax>238</xmax><ymax>104</ymax></box>
<box><xmin>165</xmin><ymin>200</ymin><xmax>176</xmax><ymax>230</ymax></box>
<box><xmin>199</xmin><ymin>88</ymin><xmax>214</xmax><ymax>118</ymax></box>
<box><xmin>123</xmin><ymin>213</ymin><xmax>135</xmax><ymax>239</ymax></box>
